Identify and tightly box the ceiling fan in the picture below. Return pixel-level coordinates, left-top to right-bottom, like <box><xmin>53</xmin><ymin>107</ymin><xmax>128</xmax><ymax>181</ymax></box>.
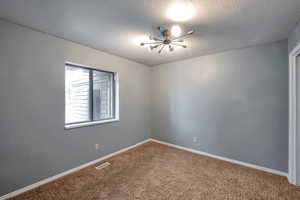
<box><xmin>140</xmin><ymin>26</ymin><xmax>194</xmax><ymax>54</ymax></box>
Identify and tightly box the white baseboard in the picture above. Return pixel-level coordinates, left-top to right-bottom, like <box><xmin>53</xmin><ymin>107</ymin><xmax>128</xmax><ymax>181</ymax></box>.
<box><xmin>150</xmin><ymin>138</ymin><xmax>288</xmax><ymax>177</ymax></box>
<box><xmin>0</xmin><ymin>139</ymin><xmax>152</xmax><ymax>200</ymax></box>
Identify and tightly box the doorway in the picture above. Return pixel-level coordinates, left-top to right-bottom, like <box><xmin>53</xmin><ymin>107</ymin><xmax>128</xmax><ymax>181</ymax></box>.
<box><xmin>289</xmin><ymin>43</ymin><xmax>300</xmax><ymax>185</ymax></box>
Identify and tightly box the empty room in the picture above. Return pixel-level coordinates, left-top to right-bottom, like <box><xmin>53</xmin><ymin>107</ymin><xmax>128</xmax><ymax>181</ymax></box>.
<box><xmin>1</xmin><ymin>0</ymin><xmax>300</xmax><ymax>199</ymax></box>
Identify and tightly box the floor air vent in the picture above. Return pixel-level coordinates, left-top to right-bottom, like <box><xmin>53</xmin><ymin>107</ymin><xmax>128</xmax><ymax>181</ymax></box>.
<box><xmin>95</xmin><ymin>162</ymin><xmax>111</xmax><ymax>170</ymax></box>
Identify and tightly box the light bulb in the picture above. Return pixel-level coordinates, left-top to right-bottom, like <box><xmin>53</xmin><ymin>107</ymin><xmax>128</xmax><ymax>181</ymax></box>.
<box><xmin>171</xmin><ymin>25</ymin><xmax>182</xmax><ymax>37</ymax></box>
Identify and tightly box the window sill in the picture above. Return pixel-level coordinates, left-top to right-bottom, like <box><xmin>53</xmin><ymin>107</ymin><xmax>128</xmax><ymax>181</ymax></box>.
<box><xmin>65</xmin><ymin>118</ymin><xmax>120</xmax><ymax>130</ymax></box>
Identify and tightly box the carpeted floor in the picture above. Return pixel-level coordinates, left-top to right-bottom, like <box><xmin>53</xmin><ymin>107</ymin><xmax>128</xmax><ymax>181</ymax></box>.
<box><xmin>11</xmin><ymin>141</ymin><xmax>300</xmax><ymax>200</ymax></box>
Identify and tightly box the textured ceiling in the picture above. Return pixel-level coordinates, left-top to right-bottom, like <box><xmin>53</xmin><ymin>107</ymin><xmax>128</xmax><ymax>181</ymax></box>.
<box><xmin>0</xmin><ymin>0</ymin><xmax>300</xmax><ymax>66</ymax></box>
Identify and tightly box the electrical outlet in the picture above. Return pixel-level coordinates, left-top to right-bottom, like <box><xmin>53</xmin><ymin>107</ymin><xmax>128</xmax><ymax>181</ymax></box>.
<box><xmin>95</xmin><ymin>144</ymin><xmax>99</xmax><ymax>150</ymax></box>
<box><xmin>193</xmin><ymin>137</ymin><xmax>198</xmax><ymax>143</ymax></box>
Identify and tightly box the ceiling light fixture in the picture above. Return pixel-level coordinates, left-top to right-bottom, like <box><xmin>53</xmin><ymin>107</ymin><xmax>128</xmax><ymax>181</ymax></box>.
<box><xmin>167</xmin><ymin>0</ymin><xmax>195</xmax><ymax>22</ymax></box>
<box><xmin>139</xmin><ymin>26</ymin><xmax>194</xmax><ymax>54</ymax></box>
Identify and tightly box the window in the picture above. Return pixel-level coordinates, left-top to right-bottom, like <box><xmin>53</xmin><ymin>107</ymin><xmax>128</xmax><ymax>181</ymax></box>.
<box><xmin>65</xmin><ymin>63</ymin><xmax>118</xmax><ymax>128</ymax></box>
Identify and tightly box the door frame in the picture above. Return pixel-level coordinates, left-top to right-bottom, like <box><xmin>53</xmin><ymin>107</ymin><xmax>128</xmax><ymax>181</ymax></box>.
<box><xmin>289</xmin><ymin>42</ymin><xmax>300</xmax><ymax>185</ymax></box>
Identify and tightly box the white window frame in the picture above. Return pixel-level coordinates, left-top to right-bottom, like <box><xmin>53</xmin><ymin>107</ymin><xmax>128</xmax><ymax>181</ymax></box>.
<box><xmin>64</xmin><ymin>61</ymin><xmax>119</xmax><ymax>129</ymax></box>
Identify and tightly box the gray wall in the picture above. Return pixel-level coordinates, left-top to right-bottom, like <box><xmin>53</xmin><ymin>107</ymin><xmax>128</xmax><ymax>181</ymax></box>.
<box><xmin>0</xmin><ymin>20</ymin><xmax>151</xmax><ymax>196</ymax></box>
<box><xmin>289</xmin><ymin>21</ymin><xmax>300</xmax><ymax>52</ymax></box>
<box><xmin>151</xmin><ymin>41</ymin><xmax>289</xmax><ymax>172</ymax></box>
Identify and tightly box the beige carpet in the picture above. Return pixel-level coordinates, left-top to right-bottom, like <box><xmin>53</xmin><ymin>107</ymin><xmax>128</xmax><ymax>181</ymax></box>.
<box><xmin>11</xmin><ymin>141</ymin><xmax>300</xmax><ymax>200</ymax></box>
